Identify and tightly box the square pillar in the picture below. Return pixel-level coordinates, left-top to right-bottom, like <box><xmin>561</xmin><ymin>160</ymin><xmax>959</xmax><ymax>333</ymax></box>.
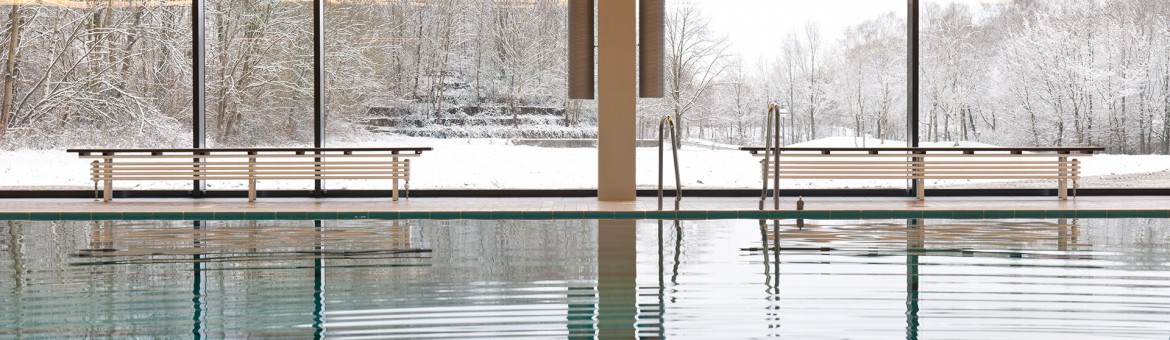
<box><xmin>597</xmin><ymin>0</ymin><xmax>637</xmax><ymax>201</ymax></box>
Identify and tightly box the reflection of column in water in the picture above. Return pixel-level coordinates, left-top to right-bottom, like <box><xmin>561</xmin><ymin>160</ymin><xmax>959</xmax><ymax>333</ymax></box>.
<box><xmin>906</xmin><ymin>219</ymin><xmax>924</xmax><ymax>340</ymax></box>
<box><xmin>597</xmin><ymin>220</ymin><xmax>637</xmax><ymax>339</ymax></box>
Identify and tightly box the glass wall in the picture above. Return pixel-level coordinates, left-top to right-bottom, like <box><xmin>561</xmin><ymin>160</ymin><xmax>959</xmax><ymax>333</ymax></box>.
<box><xmin>922</xmin><ymin>0</ymin><xmax>1170</xmax><ymax>190</ymax></box>
<box><xmin>204</xmin><ymin>0</ymin><xmax>314</xmax><ymax>191</ymax></box>
<box><xmin>0</xmin><ymin>2</ymin><xmax>192</xmax><ymax>190</ymax></box>
<box><xmin>634</xmin><ymin>0</ymin><xmax>908</xmax><ymax>190</ymax></box>
<box><xmin>325</xmin><ymin>0</ymin><xmax>590</xmax><ymax>190</ymax></box>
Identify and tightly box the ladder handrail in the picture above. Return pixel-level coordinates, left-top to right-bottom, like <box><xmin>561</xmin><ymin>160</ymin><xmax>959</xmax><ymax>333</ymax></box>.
<box><xmin>760</xmin><ymin>103</ymin><xmax>782</xmax><ymax>210</ymax></box>
<box><xmin>659</xmin><ymin>116</ymin><xmax>682</xmax><ymax>210</ymax></box>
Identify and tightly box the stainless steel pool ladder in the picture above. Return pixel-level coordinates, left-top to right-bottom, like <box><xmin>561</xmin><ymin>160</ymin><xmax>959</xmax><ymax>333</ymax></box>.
<box><xmin>760</xmin><ymin>103</ymin><xmax>782</xmax><ymax>210</ymax></box>
<box><xmin>659</xmin><ymin>116</ymin><xmax>681</xmax><ymax>210</ymax></box>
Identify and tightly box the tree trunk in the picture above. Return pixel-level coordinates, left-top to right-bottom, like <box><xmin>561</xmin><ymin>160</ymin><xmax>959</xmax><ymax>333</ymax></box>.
<box><xmin>0</xmin><ymin>5</ymin><xmax>21</xmax><ymax>140</ymax></box>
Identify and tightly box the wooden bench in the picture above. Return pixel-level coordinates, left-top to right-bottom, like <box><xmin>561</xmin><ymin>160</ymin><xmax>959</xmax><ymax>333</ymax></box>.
<box><xmin>65</xmin><ymin>147</ymin><xmax>431</xmax><ymax>202</ymax></box>
<box><xmin>740</xmin><ymin>146</ymin><xmax>1104</xmax><ymax>206</ymax></box>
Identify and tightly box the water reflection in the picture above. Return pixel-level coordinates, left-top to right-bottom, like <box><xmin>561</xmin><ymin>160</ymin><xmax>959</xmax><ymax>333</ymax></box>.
<box><xmin>1</xmin><ymin>218</ymin><xmax>1169</xmax><ymax>338</ymax></box>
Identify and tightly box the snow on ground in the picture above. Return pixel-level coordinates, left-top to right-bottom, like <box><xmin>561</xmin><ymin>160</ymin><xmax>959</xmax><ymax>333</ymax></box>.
<box><xmin>2</xmin><ymin>136</ymin><xmax>1169</xmax><ymax>190</ymax></box>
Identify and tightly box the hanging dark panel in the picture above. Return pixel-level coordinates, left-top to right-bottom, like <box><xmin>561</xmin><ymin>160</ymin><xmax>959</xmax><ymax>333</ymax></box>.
<box><xmin>569</xmin><ymin>0</ymin><xmax>595</xmax><ymax>99</ymax></box>
<box><xmin>639</xmin><ymin>0</ymin><xmax>664</xmax><ymax>98</ymax></box>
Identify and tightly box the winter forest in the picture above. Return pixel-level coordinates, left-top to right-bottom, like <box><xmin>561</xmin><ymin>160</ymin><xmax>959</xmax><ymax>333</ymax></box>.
<box><xmin>0</xmin><ymin>0</ymin><xmax>1168</xmax><ymax>155</ymax></box>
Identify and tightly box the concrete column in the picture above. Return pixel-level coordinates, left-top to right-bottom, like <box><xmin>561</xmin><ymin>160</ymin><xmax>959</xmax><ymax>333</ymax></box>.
<box><xmin>597</xmin><ymin>0</ymin><xmax>637</xmax><ymax>201</ymax></box>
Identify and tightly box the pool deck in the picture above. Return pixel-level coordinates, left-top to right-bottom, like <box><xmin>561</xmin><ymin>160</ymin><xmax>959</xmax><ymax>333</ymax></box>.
<box><xmin>1</xmin><ymin>196</ymin><xmax>1169</xmax><ymax>220</ymax></box>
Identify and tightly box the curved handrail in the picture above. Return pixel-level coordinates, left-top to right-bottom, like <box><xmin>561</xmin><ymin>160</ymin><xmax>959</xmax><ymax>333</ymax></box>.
<box><xmin>760</xmin><ymin>103</ymin><xmax>782</xmax><ymax>210</ymax></box>
<box><xmin>658</xmin><ymin>116</ymin><xmax>682</xmax><ymax>210</ymax></box>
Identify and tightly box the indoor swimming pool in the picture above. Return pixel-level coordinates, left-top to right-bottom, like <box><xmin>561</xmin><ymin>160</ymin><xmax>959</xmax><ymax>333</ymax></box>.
<box><xmin>2</xmin><ymin>218</ymin><xmax>1169</xmax><ymax>339</ymax></box>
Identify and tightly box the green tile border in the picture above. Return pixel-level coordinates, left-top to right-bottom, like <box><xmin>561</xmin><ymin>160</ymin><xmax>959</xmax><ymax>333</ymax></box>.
<box><xmin>121</xmin><ymin>212</ymin><xmax>153</xmax><ymax>220</ymax></box>
<box><xmin>523</xmin><ymin>211</ymin><xmax>555</xmax><ymax>219</ymax></box>
<box><xmin>306</xmin><ymin>211</ymin><xmax>339</xmax><ymax>220</ymax></box>
<box><xmin>983</xmin><ymin>210</ymin><xmax>1015</xmax><ymax>219</ymax></box>
<box><xmin>428</xmin><ymin>211</ymin><xmax>460</xmax><ymax>219</ymax></box>
<box><xmin>6</xmin><ymin>209</ymin><xmax>1170</xmax><ymax>221</ymax></box>
<box><xmin>706</xmin><ymin>211</ymin><xmax>739</xmax><ymax>220</ymax></box>
<box><xmin>275</xmin><ymin>211</ymin><xmax>308</xmax><ymax>220</ymax></box>
<box><xmin>458</xmin><ymin>211</ymin><xmax>491</xmax><ymax>219</ymax></box>
<box><xmin>153</xmin><ymin>212</ymin><xmax>185</xmax><ymax>220</ymax></box>
<box><xmin>1136</xmin><ymin>210</ymin><xmax>1170</xmax><ymax>218</ymax></box>
<box><xmin>68</xmin><ymin>212</ymin><xmax>95</xmax><ymax>220</ymax></box>
<box><xmin>951</xmin><ymin>211</ymin><xmax>984</xmax><ymax>219</ymax></box>
<box><xmin>612</xmin><ymin>211</ymin><xmax>645</xmax><ymax>220</ymax></box>
<box><xmin>213</xmin><ymin>212</ymin><xmax>246</xmax><ymax>220</ymax></box>
<box><xmin>554</xmin><ymin>211</ymin><xmax>587</xmax><ymax>219</ymax></box>
<box><xmin>398</xmin><ymin>211</ymin><xmax>430</xmax><ymax>219</ymax></box>
<box><xmin>583</xmin><ymin>211</ymin><xmax>616</xmax><ymax>219</ymax></box>
<box><xmin>0</xmin><ymin>212</ymin><xmax>30</xmax><ymax>220</ymax></box>
<box><xmin>184</xmin><ymin>212</ymin><xmax>215</xmax><ymax>220</ymax></box>
<box><xmin>337</xmin><ymin>211</ymin><xmax>370</xmax><ymax>219</ymax></box>
<box><xmin>491</xmin><ymin>211</ymin><xmax>523</xmax><ymax>219</ymax></box>
<box><xmin>830</xmin><ymin>211</ymin><xmax>863</xmax><ymax>219</ymax></box>
<box><xmin>1013</xmin><ymin>211</ymin><xmax>1045</xmax><ymax>219</ymax></box>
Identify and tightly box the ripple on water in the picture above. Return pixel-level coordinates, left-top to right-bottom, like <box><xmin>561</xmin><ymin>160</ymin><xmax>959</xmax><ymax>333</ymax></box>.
<box><xmin>0</xmin><ymin>218</ymin><xmax>1168</xmax><ymax>338</ymax></box>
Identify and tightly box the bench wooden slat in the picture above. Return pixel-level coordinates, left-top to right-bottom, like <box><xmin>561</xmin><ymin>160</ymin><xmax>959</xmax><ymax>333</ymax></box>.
<box><xmin>88</xmin><ymin>177</ymin><xmax>407</xmax><ymax>182</ymax></box>
<box><xmin>99</xmin><ymin>161</ymin><xmax>410</xmax><ymax>166</ymax></box>
<box><xmin>754</xmin><ymin>153</ymin><xmax>1093</xmax><ymax>158</ymax></box>
<box><xmin>77</xmin><ymin>147</ymin><xmax>425</xmax><ymax>202</ymax></box>
<box><xmin>748</xmin><ymin>146</ymin><xmax>1094</xmax><ymax>202</ymax></box>
<box><xmin>94</xmin><ymin>165</ymin><xmax>407</xmax><ymax>171</ymax></box>
<box><xmin>767</xmin><ymin>176</ymin><xmax>1076</xmax><ymax>181</ymax></box>
<box><xmin>764</xmin><ymin>160</ymin><xmax>1075</xmax><ymax>166</ymax></box>
<box><xmin>767</xmin><ymin>165</ymin><xmax>1072</xmax><ymax>169</ymax></box>
<box><xmin>80</xmin><ymin>153</ymin><xmax>419</xmax><ymax>159</ymax></box>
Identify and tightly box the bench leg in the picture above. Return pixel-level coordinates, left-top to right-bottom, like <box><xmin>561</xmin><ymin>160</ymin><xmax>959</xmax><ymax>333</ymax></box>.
<box><xmin>103</xmin><ymin>180</ymin><xmax>112</xmax><ymax>202</ymax></box>
<box><xmin>1058</xmin><ymin>156</ymin><xmax>1068</xmax><ymax>200</ymax></box>
<box><xmin>248</xmin><ymin>180</ymin><xmax>256</xmax><ymax>202</ymax></box>
<box><xmin>392</xmin><ymin>178</ymin><xmax>399</xmax><ymax>201</ymax></box>
<box><xmin>915</xmin><ymin>179</ymin><xmax>925</xmax><ymax>200</ymax></box>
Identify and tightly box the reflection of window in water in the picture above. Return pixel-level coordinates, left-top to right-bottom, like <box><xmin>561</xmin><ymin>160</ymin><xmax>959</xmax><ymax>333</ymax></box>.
<box><xmin>78</xmin><ymin>220</ymin><xmax>423</xmax><ymax>265</ymax></box>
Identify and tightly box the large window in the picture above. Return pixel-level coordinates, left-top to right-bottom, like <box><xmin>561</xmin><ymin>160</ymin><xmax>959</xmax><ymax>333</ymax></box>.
<box><xmin>0</xmin><ymin>2</ymin><xmax>192</xmax><ymax>191</ymax></box>
<box><xmin>635</xmin><ymin>0</ymin><xmax>908</xmax><ymax>190</ymax></box>
<box><xmin>204</xmin><ymin>0</ymin><xmax>314</xmax><ymax>192</ymax></box>
<box><xmin>325</xmin><ymin>0</ymin><xmax>591</xmax><ymax>190</ymax></box>
<box><xmin>923</xmin><ymin>0</ymin><xmax>1170</xmax><ymax>189</ymax></box>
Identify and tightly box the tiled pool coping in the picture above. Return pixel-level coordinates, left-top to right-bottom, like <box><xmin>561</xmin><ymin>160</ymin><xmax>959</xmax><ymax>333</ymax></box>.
<box><xmin>2</xmin><ymin>209</ymin><xmax>1169</xmax><ymax>221</ymax></box>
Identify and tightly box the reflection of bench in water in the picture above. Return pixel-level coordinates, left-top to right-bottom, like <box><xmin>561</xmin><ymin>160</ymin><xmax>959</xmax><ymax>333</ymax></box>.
<box><xmin>67</xmin><ymin>147</ymin><xmax>431</xmax><ymax>202</ymax></box>
<box><xmin>78</xmin><ymin>220</ymin><xmax>424</xmax><ymax>265</ymax></box>
<box><xmin>756</xmin><ymin>219</ymin><xmax>1087</xmax><ymax>257</ymax></box>
<box><xmin>740</xmin><ymin>147</ymin><xmax>1104</xmax><ymax>204</ymax></box>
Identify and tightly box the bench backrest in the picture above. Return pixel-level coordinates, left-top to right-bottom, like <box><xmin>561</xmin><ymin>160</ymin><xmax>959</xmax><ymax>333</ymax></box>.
<box><xmin>67</xmin><ymin>148</ymin><xmax>429</xmax><ymax>182</ymax></box>
<box><xmin>742</xmin><ymin>147</ymin><xmax>1101</xmax><ymax>180</ymax></box>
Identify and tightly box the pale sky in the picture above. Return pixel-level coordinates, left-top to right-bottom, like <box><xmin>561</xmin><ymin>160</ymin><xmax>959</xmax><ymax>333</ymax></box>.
<box><xmin>688</xmin><ymin>0</ymin><xmax>905</xmax><ymax>64</ymax></box>
<box><xmin>688</xmin><ymin>0</ymin><xmax>1001</xmax><ymax>64</ymax></box>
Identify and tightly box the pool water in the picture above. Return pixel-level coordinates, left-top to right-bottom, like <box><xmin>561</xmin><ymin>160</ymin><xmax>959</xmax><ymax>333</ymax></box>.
<box><xmin>1</xmin><ymin>218</ymin><xmax>1169</xmax><ymax>338</ymax></box>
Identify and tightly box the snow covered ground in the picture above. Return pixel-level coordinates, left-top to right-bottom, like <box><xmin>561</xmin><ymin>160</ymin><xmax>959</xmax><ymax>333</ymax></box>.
<box><xmin>2</xmin><ymin>136</ymin><xmax>1169</xmax><ymax>190</ymax></box>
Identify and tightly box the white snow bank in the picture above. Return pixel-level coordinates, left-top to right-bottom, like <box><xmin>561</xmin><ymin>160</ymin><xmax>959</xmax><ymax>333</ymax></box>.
<box><xmin>2</xmin><ymin>136</ymin><xmax>1168</xmax><ymax>190</ymax></box>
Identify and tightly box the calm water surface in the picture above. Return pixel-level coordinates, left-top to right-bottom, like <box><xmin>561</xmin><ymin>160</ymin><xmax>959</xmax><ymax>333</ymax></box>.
<box><xmin>1</xmin><ymin>218</ymin><xmax>1169</xmax><ymax>339</ymax></box>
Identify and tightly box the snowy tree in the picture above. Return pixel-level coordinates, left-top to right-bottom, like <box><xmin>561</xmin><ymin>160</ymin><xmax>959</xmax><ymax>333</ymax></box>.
<box><xmin>665</xmin><ymin>3</ymin><xmax>731</xmax><ymax>141</ymax></box>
